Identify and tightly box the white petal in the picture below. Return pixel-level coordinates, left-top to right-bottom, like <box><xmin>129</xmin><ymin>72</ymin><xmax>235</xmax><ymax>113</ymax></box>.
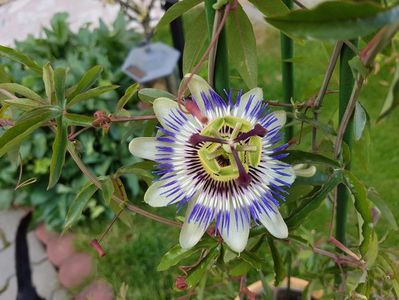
<box><xmin>185</xmin><ymin>73</ymin><xmax>214</xmax><ymax>113</ymax></box>
<box><xmin>144</xmin><ymin>176</ymin><xmax>180</xmax><ymax>207</ymax></box>
<box><xmin>153</xmin><ymin>97</ymin><xmax>179</xmax><ymax>131</ymax></box>
<box><xmin>271</xmin><ymin>110</ymin><xmax>287</xmax><ymax>128</ymax></box>
<box><xmin>258</xmin><ymin>205</ymin><xmax>288</xmax><ymax>239</ymax></box>
<box><xmin>179</xmin><ymin>200</ymin><xmax>208</xmax><ymax>249</ymax></box>
<box><xmin>220</xmin><ymin>212</ymin><xmax>249</xmax><ymax>253</ymax></box>
<box><xmin>274</xmin><ymin>165</ymin><xmax>296</xmax><ymax>186</ymax></box>
<box><xmin>129</xmin><ymin>137</ymin><xmax>161</xmax><ymax>161</ymax></box>
<box><xmin>236</xmin><ymin>87</ymin><xmax>263</xmax><ymax>116</ymax></box>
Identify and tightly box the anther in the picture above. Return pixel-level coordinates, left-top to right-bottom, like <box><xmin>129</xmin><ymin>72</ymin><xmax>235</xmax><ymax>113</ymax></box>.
<box><xmin>231</xmin><ymin>146</ymin><xmax>251</xmax><ymax>187</ymax></box>
<box><xmin>235</xmin><ymin>123</ymin><xmax>267</xmax><ymax>142</ymax></box>
<box><xmin>189</xmin><ymin>133</ymin><xmax>228</xmax><ymax>145</ymax></box>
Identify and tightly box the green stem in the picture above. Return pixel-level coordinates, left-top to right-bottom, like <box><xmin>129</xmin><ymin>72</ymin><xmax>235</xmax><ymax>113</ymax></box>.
<box><xmin>204</xmin><ymin>0</ymin><xmax>229</xmax><ymax>97</ymax></box>
<box><xmin>335</xmin><ymin>40</ymin><xmax>357</xmax><ymax>290</ymax></box>
<box><xmin>280</xmin><ymin>0</ymin><xmax>294</xmax><ymax>141</ymax></box>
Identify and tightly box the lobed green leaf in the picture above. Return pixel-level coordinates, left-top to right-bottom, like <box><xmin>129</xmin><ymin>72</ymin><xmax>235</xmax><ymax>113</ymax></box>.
<box><xmin>116</xmin><ymin>83</ymin><xmax>139</xmax><ymax>112</ymax></box>
<box><xmin>67</xmin><ymin>65</ymin><xmax>103</xmax><ymax>101</ymax></box>
<box><xmin>43</xmin><ymin>63</ymin><xmax>55</xmax><ymax>104</ymax></box>
<box><xmin>54</xmin><ymin>68</ymin><xmax>66</xmax><ymax>107</ymax></box>
<box><xmin>138</xmin><ymin>88</ymin><xmax>175</xmax><ymax>104</ymax></box>
<box><xmin>268</xmin><ymin>237</ymin><xmax>286</xmax><ymax>286</ymax></box>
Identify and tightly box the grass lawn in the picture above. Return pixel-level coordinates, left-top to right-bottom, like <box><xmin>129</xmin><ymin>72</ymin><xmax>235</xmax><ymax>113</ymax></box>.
<box><xmin>75</xmin><ymin>24</ymin><xmax>399</xmax><ymax>299</ymax></box>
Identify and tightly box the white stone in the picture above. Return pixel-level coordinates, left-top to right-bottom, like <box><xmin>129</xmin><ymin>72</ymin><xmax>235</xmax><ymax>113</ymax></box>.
<box><xmin>28</xmin><ymin>231</ymin><xmax>47</xmax><ymax>264</ymax></box>
<box><xmin>0</xmin><ymin>275</ymin><xmax>17</xmax><ymax>300</ymax></box>
<box><xmin>51</xmin><ymin>288</ymin><xmax>70</xmax><ymax>300</ymax></box>
<box><xmin>0</xmin><ymin>209</ymin><xmax>25</xmax><ymax>243</ymax></box>
<box><xmin>0</xmin><ymin>244</ymin><xmax>15</xmax><ymax>290</ymax></box>
<box><xmin>32</xmin><ymin>259</ymin><xmax>60</xmax><ymax>299</ymax></box>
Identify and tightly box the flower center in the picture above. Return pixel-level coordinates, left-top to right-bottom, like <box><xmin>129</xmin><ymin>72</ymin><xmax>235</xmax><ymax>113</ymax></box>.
<box><xmin>190</xmin><ymin>116</ymin><xmax>266</xmax><ymax>187</ymax></box>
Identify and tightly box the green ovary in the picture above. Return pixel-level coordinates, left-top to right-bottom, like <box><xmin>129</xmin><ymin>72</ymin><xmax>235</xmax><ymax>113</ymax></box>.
<box><xmin>198</xmin><ymin>116</ymin><xmax>262</xmax><ymax>182</ymax></box>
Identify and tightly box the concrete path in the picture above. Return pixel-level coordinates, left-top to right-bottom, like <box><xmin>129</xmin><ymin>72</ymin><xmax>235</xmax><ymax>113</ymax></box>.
<box><xmin>0</xmin><ymin>209</ymin><xmax>69</xmax><ymax>300</ymax></box>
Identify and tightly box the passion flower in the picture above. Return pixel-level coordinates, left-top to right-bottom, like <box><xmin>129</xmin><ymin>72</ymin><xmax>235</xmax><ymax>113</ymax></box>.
<box><xmin>129</xmin><ymin>75</ymin><xmax>295</xmax><ymax>252</ymax></box>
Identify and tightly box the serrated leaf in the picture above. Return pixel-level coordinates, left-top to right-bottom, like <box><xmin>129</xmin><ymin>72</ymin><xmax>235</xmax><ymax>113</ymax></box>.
<box><xmin>248</xmin><ymin>0</ymin><xmax>289</xmax><ymax>17</ymax></box>
<box><xmin>2</xmin><ymin>98</ymin><xmax>42</xmax><ymax>110</ymax></box>
<box><xmin>226</xmin><ymin>3</ymin><xmax>258</xmax><ymax>88</ymax></box>
<box><xmin>54</xmin><ymin>67</ymin><xmax>66</xmax><ymax>107</ymax></box>
<box><xmin>116</xmin><ymin>83</ymin><xmax>139</xmax><ymax>112</ymax></box>
<box><xmin>156</xmin><ymin>0</ymin><xmax>203</xmax><ymax>29</ymax></box>
<box><xmin>285</xmin><ymin>170</ymin><xmax>342</xmax><ymax>229</ymax></box>
<box><xmin>48</xmin><ymin>117</ymin><xmax>68</xmax><ymax>189</ymax></box>
<box><xmin>43</xmin><ymin>63</ymin><xmax>55</xmax><ymax>104</ymax></box>
<box><xmin>268</xmin><ymin>237</ymin><xmax>285</xmax><ymax>286</ymax></box>
<box><xmin>378</xmin><ymin>63</ymin><xmax>399</xmax><ymax>121</ymax></box>
<box><xmin>281</xmin><ymin>150</ymin><xmax>341</xmax><ymax>168</ymax></box>
<box><xmin>186</xmin><ymin>246</ymin><xmax>220</xmax><ymax>288</ymax></box>
<box><xmin>0</xmin><ymin>83</ymin><xmax>44</xmax><ymax>103</ymax></box>
<box><xmin>183</xmin><ymin>8</ymin><xmax>208</xmax><ymax>74</ymax></box>
<box><xmin>0</xmin><ymin>106</ymin><xmax>61</xmax><ymax>157</ymax></box>
<box><xmin>354</xmin><ymin>102</ymin><xmax>367</xmax><ymax>141</ymax></box>
<box><xmin>67</xmin><ymin>65</ymin><xmax>103</xmax><ymax>101</ymax></box>
<box><xmin>66</xmin><ymin>85</ymin><xmax>119</xmax><ymax>108</ymax></box>
<box><xmin>0</xmin><ymin>45</ymin><xmax>42</xmax><ymax>74</ymax></box>
<box><xmin>64</xmin><ymin>113</ymin><xmax>94</xmax><ymax>127</ymax></box>
<box><xmin>344</xmin><ymin>171</ymin><xmax>372</xmax><ymax>257</ymax></box>
<box><xmin>368</xmin><ymin>187</ymin><xmax>398</xmax><ymax>231</ymax></box>
<box><xmin>64</xmin><ymin>182</ymin><xmax>98</xmax><ymax>230</ymax></box>
<box><xmin>138</xmin><ymin>88</ymin><xmax>175</xmax><ymax>104</ymax></box>
<box><xmin>267</xmin><ymin>1</ymin><xmax>399</xmax><ymax>40</ymax></box>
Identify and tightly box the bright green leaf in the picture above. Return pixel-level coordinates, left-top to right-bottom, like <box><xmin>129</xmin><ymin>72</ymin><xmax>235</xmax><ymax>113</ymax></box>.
<box><xmin>100</xmin><ymin>176</ymin><xmax>114</xmax><ymax>205</ymax></box>
<box><xmin>248</xmin><ymin>0</ymin><xmax>289</xmax><ymax>17</ymax></box>
<box><xmin>67</xmin><ymin>85</ymin><xmax>119</xmax><ymax>108</ymax></box>
<box><xmin>226</xmin><ymin>3</ymin><xmax>258</xmax><ymax>88</ymax></box>
<box><xmin>285</xmin><ymin>170</ymin><xmax>342</xmax><ymax>229</ymax></box>
<box><xmin>64</xmin><ymin>182</ymin><xmax>98</xmax><ymax>230</ymax></box>
<box><xmin>378</xmin><ymin>63</ymin><xmax>399</xmax><ymax>121</ymax></box>
<box><xmin>0</xmin><ymin>45</ymin><xmax>42</xmax><ymax>74</ymax></box>
<box><xmin>138</xmin><ymin>88</ymin><xmax>175</xmax><ymax>104</ymax></box>
<box><xmin>281</xmin><ymin>150</ymin><xmax>341</xmax><ymax>168</ymax></box>
<box><xmin>0</xmin><ymin>106</ymin><xmax>61</xmax><ymax>157</ymax></box>
<box><xmin>48</xmin><ymin>117</ymin><xmax>68</xmax><ymax>189</ymax></box>
<box><xmin>2</xmin><ymin>98</ymin><xmax>42</xmax><ymax>110</ymax></box>
<box><xmin>368</xmin><ymin>187</ymin><xmax>398</xmax><ymax>231</ymax></box>
<box><xmin>67</xmin><ymin>65</ymin><xmax>103</xmax><ymax>101</ymax></box>
<box><xmin>186</xmin><ymin>246</ymin><xmax>220</xmax><ymax>288</ymax></box>
<box><xmin>183</xmin><ymin>8</ymin><xmax>208</xmax><ymax>74</ymax></box>
<box><xmin>239</xmin><ymin>251</ymin><xmax>264</xmax><ymax>270</ymax></box>
<box><xmin>156</xmin><ymin>0</ymin><xmax>203</xmax><ymax>29</ymax></box>
<box><xmin>0</xmin><ymin>83</ymin><xmax>44</xmax><ymax>103</ymax></box>
<box><xmin>64</xmin><ymin>113</ymin><xmax>94</xmax><ymax>127</ymax></box>
<box><xmin>54</xmin><ymin>68</ymin><xmax>66</xmax><ymax>107</ymax></box>
<box><xmin>344</xmin><ymin>171</ymin><xmax>372</xmax><ymax>256</ymax></box>
<box><xmin>268</xmin><ymin>237</ymin><xmax>285</xmax><ymax>286</ymax></box>
<box><xmin>117</xmin><ymin>83</ymin><xmax>139</xmax><ymax>112</ymax></box>
<box><xmin>43</xmin><ymin>63</ymin><xmax>55</xmax><ymax>104</ymax></box>
<box><xmin>267</xmin><ymin>2</ymin><xmax>399</xmax><ymax>40</ymax></box>
<box><xmin>354</xmin><ymin>102</ymin><xmax>367</xmax><ymax>141</ymax></box>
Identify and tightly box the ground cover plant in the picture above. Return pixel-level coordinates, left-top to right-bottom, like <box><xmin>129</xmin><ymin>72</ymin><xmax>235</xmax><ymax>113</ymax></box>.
<box><xmin>1</xmin><ymin>0</ymin><xmax>399</xmax><ymax>299</ymax></box>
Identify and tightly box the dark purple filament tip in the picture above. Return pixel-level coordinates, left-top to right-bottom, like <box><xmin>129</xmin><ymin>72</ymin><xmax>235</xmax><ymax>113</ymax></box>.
<box><xmin>189</xmin><ymin>133</ymin><xmax>228</xmax><ymax>145</ymax></box>
<box><xmin>231</xmin><ymin>146</ymin><xmax>251</xmax><ymax>188</ymax></box>
<box><xmin>235</xmin><ymin>123</ymin><xmax>267</xmax><ymax>143</ymax></box>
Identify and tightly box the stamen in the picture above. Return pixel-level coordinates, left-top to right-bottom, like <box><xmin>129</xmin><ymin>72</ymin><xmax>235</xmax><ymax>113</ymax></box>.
<box><xmin>189</xmin><ymin>133</ymin><xmax>228</xmax><ymax>145</ymax></box>
<box><xmin>235</xmin><ymin>123</ymin><xmax>267</xmax><ymax>142</ymax></box>
<box><xmin>184</xmin><ymin>99</ymin><xmax>209</xmax><ymax>124</ymax></box>
<box><xmin>230</xmin><ymin>146</ymin><xmax>251</xmax><ymax>187</ymax></box>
